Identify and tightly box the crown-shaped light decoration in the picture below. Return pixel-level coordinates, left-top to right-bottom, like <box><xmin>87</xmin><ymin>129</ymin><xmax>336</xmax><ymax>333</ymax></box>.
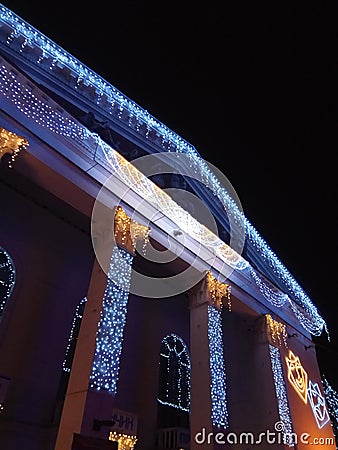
<box><xmin>0</xmin><ymin>126</ymin><xmax>28</xmax><ymax>168</ymax></box>
<box><xmin>308</xmin><ymin>380</ymin><xmax>330</xmax><ymax>429</ymax></box>
<box><xmin>285</xmin><ymin>350</ymin><xmax>308</xmax><ymax>403</ymax></box>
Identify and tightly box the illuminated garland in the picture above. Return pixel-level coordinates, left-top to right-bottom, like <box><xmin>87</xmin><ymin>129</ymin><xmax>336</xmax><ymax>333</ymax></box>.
<box><xmin>0</xmin><ymin>126</ymin><xmax>28</xmax><ymax>167</ymax></box>
<box><xmin>158</xmin><ymin>334</ymin><xmax>190</xmax><ymax>412</ymax></box>
<box><xmin>0</xmin><ymin>246</ymin><xmax>16</xmax><ymax>316</ymax></box>
<box><xmin>0</xmin><ymin>56</ymin><xmax>327</xmax><ymax>336</ymax></box>
<box><xmin>90</xmin><ymin>246</ymin><xmax>133</xmax><ymax>393</ymax></box>
<box><xmin>323</xmin><ymin>377</ymin><xmax>338</xmax><ymax>447</ymax></box>
<box><xmin>109</xmin><ymin>432</ymin><xmax>137</xmax><ymax>450</ymax></box>
<box><xmin>269</xmin><ymin>345</ymin><xmax>294</xmax><ymax>445</ymax></box>
<box><xmin>208</xmin><ymin>305</ymin><xmax>228</xmax><ymax>428</ymax></box>
<box><xmin>114</xmin><ymin>206</ymin><xmax>150</xmax><ymax>254</ymax></box>
<box><xmin>265</xmin><ymin>314</ymin><xmax>288</xmax><ymax>348</ymax></box>
<box><xmin>206</xmin><ymin>271</ymin><xmax>231</xmax><ymax>311</ymax></box>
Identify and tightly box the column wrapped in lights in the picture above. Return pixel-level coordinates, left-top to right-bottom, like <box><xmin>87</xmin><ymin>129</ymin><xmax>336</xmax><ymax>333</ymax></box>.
<box><xmin>90</xmin><ymin>207</ymin><xmax>149</xmax><ymax>393</ymax></box>
<box><xmin>206</xmin><ymin>272</ymin><xmax>230</xmax><ymax>428</ymax></box>
<box><xmin>208</xmin><ymin>305</ymin><xmax>228</xmax><ymax>428</ymax></box>
<box><xmin>89</xmin><ymin>245</ymin><xmax>133</xmax><ymax>393</ymax></box>
<box><xmin>267</xmin><ymin>315</ymin><xmax>294</xmax><ymax>446</ymax></box>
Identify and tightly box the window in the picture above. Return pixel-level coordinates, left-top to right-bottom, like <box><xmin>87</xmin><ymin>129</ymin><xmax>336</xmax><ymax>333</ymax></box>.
<box><xmin>158</xmin><ymin>334</ymin><xmax>190</xmax><ymax>412</ymax></box>
<box><xmin>0</xmin><ymin>246</ymin><xmax>16</xmax><ymax>317</ymax></box>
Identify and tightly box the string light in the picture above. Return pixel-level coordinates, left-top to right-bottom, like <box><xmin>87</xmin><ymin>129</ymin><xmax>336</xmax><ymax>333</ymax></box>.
<box><xmin>208</xmin><ymin>305</ymin><xmax>228</xmax><ymax>428</ymax></box>
<box><xmin>0</xmin><ymin>30</ymin><xmax>327</xmax><ymax>337</ymax></box>
<box><xmin>90</xmin><ymin>246</ymin><xmax>133</xmax><ymax>393</ymax></box>
<box><xmin>114</xmin><ymin>206</ymin><xmax>150</xmax><ymax>254</ymax></box>
<box><xmin>62</xmin><ymin>297</ymin><xmax>87</xmax><ymax>373</ymax></box>
<box><xmin>109</xmin><ymin>432</ymin><xmax>137</xmax><ymax>450</ymax></box>
<box><xmin>0</xmin><ymin>126</ymin><xmax>28</xmax><ymax>167</ymax></box>
<box><xmin>158</xmin><ymin>334</ymin><xmax>190</xmax><ymax>412</ymax></box>
<box><xmin>206</xmin><ymin>271</ymin><xmax>231</xmax><ymax>311</ymax></box>
<box><xmin>0</xmin><ymin>246</ymin><xmax>16</xmax><ymax>316</ymax></box>
<box><xmin>265</xmin><ymin>314</ymin><xmax>288</xmax><ymax>348</ymax></box>
<box><xmin>269</xmin><ymin>345</ymin><xmax>294</xmax><ymax>446</ymax></box>
<box><xmin>322</xmin><ymin>376</ymin><xmax>338</xmax><ymax>446</ymax></box>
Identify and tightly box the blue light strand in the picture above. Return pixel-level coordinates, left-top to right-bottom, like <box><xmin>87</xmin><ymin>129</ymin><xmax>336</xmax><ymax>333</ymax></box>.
<box><xmin>90</xmin><ymin>246</ymin><xmax>133</xmax><ymax>393</ymax></box>
<box><xmin>0</xmin><ymin>58</ymin><xmax>326</xmax><ymax>336</ymax></box>
<box><xmin>0</xmin><ymin>246</ymin><xmax>16</xmax><ymax>316</ymax></box>
<box><xmin>62</xmin><ymin>297</ymin><xmax>87</xmax><ymax>373</ymax></box>
<box><xmin>208</xmin><ymin>305</ymin><xmax>228</xmax><ymax>428</ymax></box>
<box><xmin>269</xmin><ymin>345</ymin><xmax>294</xmax><ymax>445</ymax></box>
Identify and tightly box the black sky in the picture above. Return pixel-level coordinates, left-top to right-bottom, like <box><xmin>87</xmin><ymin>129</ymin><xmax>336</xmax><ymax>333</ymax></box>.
<box><xmin>1</xmin><ymin>1</ymin><xmax>338</xmax><ymax>386</ymax></box>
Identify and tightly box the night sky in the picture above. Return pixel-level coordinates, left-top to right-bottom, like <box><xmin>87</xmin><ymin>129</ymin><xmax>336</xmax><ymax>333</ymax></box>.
<box><xmin>1</xmin><ymin>1</ymin><xmax>338</xmax><ymax>387</ymax></box>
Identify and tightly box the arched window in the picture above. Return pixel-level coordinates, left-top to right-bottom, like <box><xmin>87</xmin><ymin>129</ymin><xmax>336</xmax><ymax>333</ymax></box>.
<box><xmin>158</xmin><ymin>334</ymin><xmax>190</xmax><ymax>412</ymax></box>
<box><xmin>0</xmin><ymin>246</ymin><xmax>16</xmax><ymax>317</ymax></box>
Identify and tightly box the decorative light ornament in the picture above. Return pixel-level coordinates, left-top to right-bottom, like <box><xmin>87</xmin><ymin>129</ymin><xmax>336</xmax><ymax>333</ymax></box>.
<box><xmin>269</xmin><ymin>345</ymin><xmax>294</xmax><ymax>445</ymax></box>
<box><xmin>109</xmin><ymin>432</ymin><xmax>137</xmax><ymax>450</ymax></box>
<box><xmin>114</xmin><ymin>206</ymin><xmax>150</xmax><ymax>254</ymax></box>
<box><xmin>206</xmin><ymin>271</ymin><xmax>231</xmax><ymax>311</ymax></box>
<box><xmin>265</xmin><ymin>314</ymin><xmax>288</xmax><ymax>348</ymax></box>
<box><xmin>308</xmin><ymin>380</ymin><xmax>330</xmax><ymax>429</ymax></box>
<box><xmin>285</xmin><ymin>350</ymin><xmax>308</xmax><ymax>404</ymax></box>
<box><xmin>208</xmin><ymin>305</ymin><xmax>228</xmax><ymax>428</ymax></box>
<box><xmin>0</xmin><ymin>246</ymin><xmax>16</xmax><ymax>316</ymax></box>
<box><xmin>0</xmin><ymin>126</ymin><xmax>28</xmax><ymax>167</ymax></box>
<box><xmin>158</xmin><ymin>334</ymin><xmax>190</xmax><ymax>412</ymax></box>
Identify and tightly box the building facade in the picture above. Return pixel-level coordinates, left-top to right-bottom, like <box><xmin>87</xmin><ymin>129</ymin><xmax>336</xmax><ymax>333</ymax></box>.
<box><xmin>0</xmin><ymin>5</ymin><xmax>336</xmax><ymax>450</ymax></box>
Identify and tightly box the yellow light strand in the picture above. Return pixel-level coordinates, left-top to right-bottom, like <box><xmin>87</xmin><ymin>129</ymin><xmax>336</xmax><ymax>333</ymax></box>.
<box><xmin>114</xmin><ymin>206</ymin><xmax>150</xmax><ymax>254</ymax></box>
<box><xmin>206</xmin><ymin>271</ymin><xmax>231</xmax><ymax>311</ymax></box>
<box><xmin>0</xmin><ymin>126</ymin><xmax>28</xmax><ymax>168</ymax></box>
<box><xmin>109</xmin><ymin>432</ymin><xmax>138</xmax><ymax>450</ymax></box>
<box><xmin>265</xmin><ymin>314</ymin><xmax>288</xmax><ymax>348</ymax></box>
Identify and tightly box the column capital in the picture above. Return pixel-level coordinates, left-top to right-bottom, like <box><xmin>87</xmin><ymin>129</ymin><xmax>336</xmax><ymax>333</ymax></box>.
<box><xmin>188</xmin><ymin>271</ymin><xmax>231</xmax><ymax>310</ymax></box>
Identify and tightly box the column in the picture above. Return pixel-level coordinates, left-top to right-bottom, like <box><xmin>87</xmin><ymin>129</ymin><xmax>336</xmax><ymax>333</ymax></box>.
<box><xmin>188</xmin><ymin>271</ymin><xmax>230</xmax><ymax>450</ymax></box>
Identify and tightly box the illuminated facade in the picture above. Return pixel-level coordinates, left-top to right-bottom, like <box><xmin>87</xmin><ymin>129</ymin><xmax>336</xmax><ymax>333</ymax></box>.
<box><xmin>0</xmin><ymin>5</ymin><xmax>336</xmax><ymax>450</ymax></box>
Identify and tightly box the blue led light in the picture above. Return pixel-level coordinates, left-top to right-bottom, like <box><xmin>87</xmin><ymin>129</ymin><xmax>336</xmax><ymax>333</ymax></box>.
<box><xmin>208</xmin><ymin>305</ymin><xmax>228</xmax><ymax>428</ymax></box>
<box><xmin>90</xmin><ymin>247</ymin><xmax>133</xmax><ymax>393</ymax></box>
<box><xmin>269</xmin><ymin>345</ymin><xmax>294</xmax><ymax>445</ymax></box>
<box><xmin>0</xmin><ymin>246</ymin><xmax>16</xmax><ymax>316</ymax></box>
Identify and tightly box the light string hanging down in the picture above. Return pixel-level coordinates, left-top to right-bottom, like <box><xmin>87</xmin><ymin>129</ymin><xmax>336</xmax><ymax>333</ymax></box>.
<box><xmin>206</xmin><ymin>270</ymin><xmax>232</xmax><ymax>311</ymax></box>
<box><xmin>269</xmin><ymin>345</ymin><xmax>294</xmax><ymax>446</ymax></box>
<box><xmin>265</xmin><ymin>314</ymin><xmax>288</xmax><ymax>348</ymax></box>
<box><xmin>0</xmin><ymin>126</ymin><xmax>28</xmax><ymax>167</ymax></box>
